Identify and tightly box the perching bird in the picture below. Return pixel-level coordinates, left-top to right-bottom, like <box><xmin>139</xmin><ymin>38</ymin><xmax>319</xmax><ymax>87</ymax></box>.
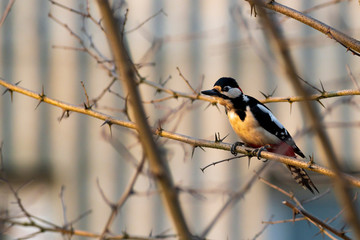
<box><xmin>201</xmin><ymin>77</ymin><xmax>318</xmax><ymax>193</ymax></box>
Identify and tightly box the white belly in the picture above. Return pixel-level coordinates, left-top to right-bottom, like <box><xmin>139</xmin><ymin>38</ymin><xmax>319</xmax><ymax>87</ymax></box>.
<box><xmin>227</xmin><ymin>108</ymin><xmax>281</xmax><ymax>147</ymax></box>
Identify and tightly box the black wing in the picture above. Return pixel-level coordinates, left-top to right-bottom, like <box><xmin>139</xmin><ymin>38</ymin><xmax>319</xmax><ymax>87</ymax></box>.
<box><xmin>248</xmin><ymin>97</ymin><xmax>305</xmax><ymax>158</ymax></box>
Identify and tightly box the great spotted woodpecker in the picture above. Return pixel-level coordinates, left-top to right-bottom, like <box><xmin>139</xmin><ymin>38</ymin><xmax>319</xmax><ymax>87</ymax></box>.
<box><xmin>201</xmin><ymin>77</ymin><xmax>318</xmax><ymax>193</ymax></box>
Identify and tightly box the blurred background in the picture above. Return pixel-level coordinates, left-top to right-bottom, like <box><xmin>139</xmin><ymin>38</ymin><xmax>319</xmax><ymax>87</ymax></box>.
<box><xmin>1</xmin><ymin>0</ymin><xmax>360</xmax><ymax>239</ymax></box>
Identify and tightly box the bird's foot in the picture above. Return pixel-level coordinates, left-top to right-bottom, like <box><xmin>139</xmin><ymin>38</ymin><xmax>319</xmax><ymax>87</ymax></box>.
<box><xmin>252</xmin><ymin>145</ymin><xmax>271</xmax><ymax>161</ymax></box>
<box><xmin>230</xmin><ymin>141</ymin><xmax>245</xmax><ymax>156</ymax></box>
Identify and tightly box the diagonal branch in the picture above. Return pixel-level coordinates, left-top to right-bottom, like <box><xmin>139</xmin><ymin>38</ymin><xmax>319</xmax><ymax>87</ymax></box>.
<box><xmin>95</xmin><ymin>1</ymin><xmax>192</xmax><ymax>239</ymax></box>
<box><xmin>253</xmin><ymin>1</ymin><xmax>360</xmax><ymax>238</ymax></box>
<box><xmin>283</xmin><ymin>201</ymin><xmax>351</xmax><ymax>240</ymax></box>
<box><xmin>1</xmin><ymin>78</ymin><xmax>360</xmax><ymax>189</ymax></box>
<box><xmin>259</xmin><ymin>1</ymin><xmax>360</xmax><ymax>56</ymax></box>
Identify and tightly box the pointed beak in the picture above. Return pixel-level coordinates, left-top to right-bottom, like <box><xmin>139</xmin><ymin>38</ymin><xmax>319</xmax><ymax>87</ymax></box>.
<box><xmin>201</xmin><ymin>89</ymin><xmax>220</xmax><ymax>97</ymax></box>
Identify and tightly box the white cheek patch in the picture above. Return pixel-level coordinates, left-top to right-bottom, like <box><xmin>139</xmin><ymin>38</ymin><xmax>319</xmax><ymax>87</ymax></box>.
<box><xmin>223</xmin><ymin>88</ymin><xmax>242</xmax><ymax>98</ymax></box>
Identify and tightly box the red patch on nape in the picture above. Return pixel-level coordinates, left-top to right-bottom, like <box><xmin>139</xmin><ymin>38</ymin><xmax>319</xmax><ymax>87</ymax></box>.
<box><xmin>238</xmin><ymin>87</ymin><xmax>243</xmax><ymax>93</ymax></box>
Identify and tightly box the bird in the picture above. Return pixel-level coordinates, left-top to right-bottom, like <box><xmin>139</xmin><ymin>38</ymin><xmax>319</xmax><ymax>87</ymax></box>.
<box><xmin>201</xmin><ymin>77</ymin><xmax>318</xmax><ymax>193</ymax></box>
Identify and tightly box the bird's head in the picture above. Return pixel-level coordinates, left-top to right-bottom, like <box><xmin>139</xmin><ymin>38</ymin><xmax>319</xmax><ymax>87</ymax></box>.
<box><xmin>201</xmin><ymin>77</ymin><xmax>243</xmax><ymax>106</ymax></box>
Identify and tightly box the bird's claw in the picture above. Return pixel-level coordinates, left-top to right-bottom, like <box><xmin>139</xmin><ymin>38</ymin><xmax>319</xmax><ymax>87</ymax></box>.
<box><xmin>230</xmin><ymin>141</ymin><xmax>245</xmax><ymax>156</ymax></box>
<box><xmin>252</xmin><ymin>145</ymin><xmax>271</xmax><ymax>160</ymax></box>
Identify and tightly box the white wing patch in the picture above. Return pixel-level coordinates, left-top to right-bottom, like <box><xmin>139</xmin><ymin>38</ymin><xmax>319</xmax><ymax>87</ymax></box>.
<box><xmin>242</xmin><ymin>95</ymin><xmax>249</xmax><ymax>102</ymax></box>
<box><xmin>257</xmin><ymin>104</ymin><xmax>286</xmax><ymax>130</ymax></box>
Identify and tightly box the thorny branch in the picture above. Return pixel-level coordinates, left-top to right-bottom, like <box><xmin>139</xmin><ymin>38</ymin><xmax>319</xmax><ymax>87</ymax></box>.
<box><xmin>47</xmin><ymin>0</ymin><xmax>360</xmax><ymax>108</ymax></box>
<box><xmin>1</xmin><ymin>0</ymin><xmax>360</xmax><ymax>239</ymax></box>
<box><xmin>1</xmin><ymin>78</ymin><xmax>360</xmax><ymax>188</ymax></box>
<box><xmin>200</xmin><ymin>163</ymin><xmax>270</xmax><ymax>238</ymax></box>
<box><xmin>259</xmin><ymin>174</ymin><xmax>351</xmax><ymax>240</ymax></box>
<box><xmin>95</xmin><ymin>1</ymin><xmax>192</xmax><ymax>239</ymax></box>
<box><xmin>249</xmin><ymin>0</ymin><xmax>360</xmax><ymax>56</ymax></box>
<box><xmin>283</xmin><ymin>201</ymin><xmax>351</xmax><ymax>240</ymax></box>
<box><xmin>253</xmin><ymin>1</ymin><xmax>360</xmax><ymax>238</ymax></box>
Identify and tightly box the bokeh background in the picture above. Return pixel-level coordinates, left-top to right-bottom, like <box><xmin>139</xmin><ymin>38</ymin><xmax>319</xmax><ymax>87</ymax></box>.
<box><xmin>1</xmin><ymin>0</ymin><xmax>360</xmax><ymax>239</ymax></box>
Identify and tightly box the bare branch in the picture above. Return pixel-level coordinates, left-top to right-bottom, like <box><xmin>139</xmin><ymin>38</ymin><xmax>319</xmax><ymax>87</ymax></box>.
<box><xmin>1</xmin><ymin>78</ymin><xmax>360</xmax><ymax>188</ymax></box>
<box><xmin>200</xmin><ymin>163</ymin><xmax>269</xmax><ymax>238</ymax></box>
<box><xmin>261</xmin><ymin>89</ymin><xmax>360</xmax><ymax>104</ymax></box>
<box><xmin>125</xmin><ymin>8</ymin><xmax>167</xmax><ymax>34</ymax></box>
<box><xmin>0</xmin><ymin>0</ymin><xmax>16</xmax><ymax>28</ymax></box>
<box><xmin>283</xmin><ymin>201</ymin><xmax>351</xmax><ymax>240</ymax></box>
<box><xmin>259</xmin><ymin>1</ymin><xmax>360</xmax><ymax>55</ymax></box>
<box><xmin>95</xmin><ymin>1</ymin><xmax>192</xmax><ymax>239</ymax></box>
<box><xmin>253</xmin><ymin>1</ymin><xmax>360</xmax><ymax>237</ymax></box>
<box><xmin>99</xmin><ymin>158</ymin><xmax>145</xmax><ymax>239</ymax></box>
<box><xmin>176</xmin><ymin>67</ymin><xmax>198</xmax><ymax>95</ymax></box>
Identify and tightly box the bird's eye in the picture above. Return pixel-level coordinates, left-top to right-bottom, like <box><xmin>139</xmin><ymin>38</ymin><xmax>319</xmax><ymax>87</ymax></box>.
<box><xmin>223</xmin><ymin>86</ymin><xmax>230</xmax><ymax>92</ymax></box>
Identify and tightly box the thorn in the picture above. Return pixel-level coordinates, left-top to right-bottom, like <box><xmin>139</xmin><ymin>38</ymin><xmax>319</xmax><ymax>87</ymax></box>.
<box><xmin>270</xmin><ymin>86</ymin><xmax>278</xmax><ymax>97</ymax></box>
<box><xmin>289</xmin><ymin>101</ymin><xmax>293</xmax><ymax>114</ymax></box>
<box><xmin>2</xmin><ymin>89</ymin><xmax>13</xmax><ymax>102</ymax></box>
<box><xmin>215</xmin><ymin>133</ymin><xmax>219</xmax><ymax>142</ymax></box>
<box><xmin>319</xmin><ymin>80</ymin><xmax>326</xmax><ymax>93</ymax></box>
<box><xmin>259</xmin><ymin>91</ymin><xmax>269</xmax><ymax>99</ymax></box>
<box><xmin>101</xmin><ymin>119</ymin><xmax>113</xmax><ymax>137</ymax></box>
<box><xmin>83</xmin><ymin>102</ymin><xmax>92</xmax><ymax>110</ymax></box>
<box><xmin>2</xmin><ymin>81</ymin><xmax>20</xmax><ymax>102</ymax></box>
<box><xmin>249</xmin><ymin>3</ymin><xmax>257</xmax><ymax>17</ymax></box>
<box><xmin>160</xmin><ymin>75</ymin><xmax>171</xmax><ymax>87</ymax></box>
<box><xmin>191</xmin><ymin>146</ymin><xmax>196</xmax><ymax>158</ymax></box>
<box><xmin>58</xmin><ymin>109</ymin><xmax>70</xmax><ymax>122</ymax></box>
<box><xmin>155</xmin><ymin>88</ymin><xmax>162</xmax><ymax>95</ymax></box>
<box><xmin>247</xmin><ymin>156</ymin><xmax>252</xmax><ymax>169</ymax></box>
<box><xmin>307</xmin><ymin>153</ymin><xmax>315</xmax><ymax>168</ymax></box>
<box><xmin>35</xmin><ymin>85</ymin><xmax>46</xmax><ymax>109</ymax></box>
<box><xmin>317</xmin><ymin>99</ymin><xmax>326</xmax><ymax>108</ymax></box>
<box><xmin>156</xmin><ymin>123</ymin><xmax>163</xmax><ymax>136</ymax></box>
<box><xmin>259</xmin><ymin>86</ymin><xmax>277</xmax><ymax>99</ymax></box>
<box><xmin>214</xmin><ymin>132</ymin><xmax>228</xmax><ymax>143</ymax></box>
<box><xmin>204</xmin><ymin>102</ymin><xmax>213</xmax><ymax>110</ymax></box>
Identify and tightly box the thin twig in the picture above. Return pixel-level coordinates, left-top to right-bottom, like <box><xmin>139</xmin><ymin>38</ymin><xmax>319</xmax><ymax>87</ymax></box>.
<box><xmin>98</xmin><ymin>158</ymin><xmax>145</xmax><ymax>239</ymax></box>
<box><xmin>283</xmin><ymin>201</ymin><xmax>351</xmax><ymax>240</ymax></box>
<box><xmin>80</xmin><ymin>81</ymin><xmax>91</xmax><ymax>108</ymax></box>
<box><xmin>255</xmin><ymin>173</ymin><xmax>304</xmax><ymax>210</ymax></box>
<box><xmin>0</xmin><ymin>0</ymin><xmax>16</xmax><ymax>27</ymax></box>
<box><xmin>59</xmin><ymin>186</ymin><xmax>68</xmax><ymax>228</ymax></box>
<box><xmin>200</xmin><ymin>155</ymin><xmax>248</xmax><ymax>172</ymax></box>
<box><xmin>200</xmin><ymin>163</ymin><xmax>269</xmax><ymax>238</ymax></box>
<box><xmin>176</xmin><ymin>67</ymin><xmax>198</xmax><ymax>95</ymax></box>
<box><xmin>125</xmin><ymin>9</ymin><xmax>167</xmax><ymax>33</ymax></box>
<box><xmin>252</xmin><ymin>215</ymin><xmax>274</xmax><ymax>240</ymax></box>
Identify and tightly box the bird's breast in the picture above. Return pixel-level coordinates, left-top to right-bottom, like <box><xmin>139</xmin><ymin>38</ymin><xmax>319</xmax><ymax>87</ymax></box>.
<box><xmin>227</xmin><ymin>108</ymin><xmax>280</xmax><ymax>147</ymax></box>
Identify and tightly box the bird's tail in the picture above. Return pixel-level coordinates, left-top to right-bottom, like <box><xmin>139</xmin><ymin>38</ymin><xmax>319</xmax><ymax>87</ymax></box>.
<box><xmin>286</xmin><ymin>165</ymin><xmax>319</xmax><ymax>194</ymax></box>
